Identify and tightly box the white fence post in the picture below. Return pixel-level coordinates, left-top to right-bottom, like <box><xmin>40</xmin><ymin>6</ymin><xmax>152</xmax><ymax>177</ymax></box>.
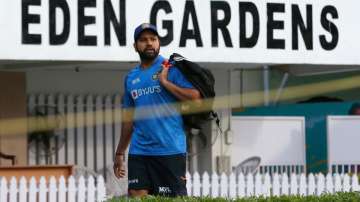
<box><xmin>211</xmin><ymin>173</ymin><xmax>219</xmax><ymax>198</ymax></box>
<box><xmin>299</xmin><ymin>173</ymin><xmax>307</xmax><ymax>196</ymax></box>
<box><xmin>325</xmin><ymin>173</ymin><xmax>334</xmax><ymax>194</ymax></box>
<box><xmin>343</xmin><ymin>174</ymin><xmax>351</xmax><ymax>192</ymax></box>
<box><xmin>9</xmin><ymin>177</ymin><xmax>17</xmax><ymax>202</ymax></box>
<box><xmin>237</xmin><ymin>173</ymin><xmax>245</xmax><ymax>198</ymax></box>
<box><xmin>68</xmin><ymin>176</ymin><xmax>76</xmax><ymax>202</ymax></box>
<box><xmin>77</xmin><ymin>176</ymin><xmax>86</xmax><ymax>202</ymax></box>
<box><xmin>272</xmin><ymin>173</ymin><xmax>280</xmax><ymax>196</ymax></box>
<box><xmin>290</xmin><ymin>173</ymin><xmax>298</xmax><ymax>195</ymax></box>
<box><xmin>281</xmin><ymin>173</ymin><xmax>289</xmax><ymax>195</ymax></box>
<box><xmin>28</xmin><ymin>177</ymin><xmax>37</xmax><ymax>202</ymax></box>
<box><xmin>254</xmin><ymin>173</ymin><xmax>262</xmax><ymax>196</ymax></box>
<box><xmin>220</xmin><ymin>173</ymin><xmax>228</xmax><ymax>198</ymax></box>
<box><xmin>0</xmin><ymin>177</ymin><xmax>8</xmax><ymax>202</ymax></box>
<box><xmin>49</xmin><ymin>176</ymin><xmax>57</xmax><ymax>202</ymax></box>
<box><xmin>97</xmin><ymin>175</ymin><xmax>107</xmax><ymax>201</ymax></box>
<box><xmin>351</xmin><ymin>174</ymin><xmax>360</xmax><ymax>191</ymax></box>
<box><xmin>193</xmin><ymin>172</ymin><xmax>201</xmax><ymax>197</ymax></box>
<box><xmin>308</xmin><ymin>173</ymin><xmax>316</xmax><ymax>195</ymax></box>
<box><xmin>334</xmin><ymin>173</ymin><xmax>342</xmax><ymax>192</ymax></box>
<box><xmin>202</xmin><ymin>172</ymin><xmax>210</xmax><ymax>197</ymax></box>
<box><xmin>262</xmin><ymin>173</ymin><xmax>271</xmax><ymax>197</ymax></box>
<box><xmin>229</xmin><ymin>172</ymin><xmax>236</xmax><ymax>198</ymax></box>
<box><xmin>39</xmin><ymin>176</ymin><xmax>47</xmax><ymax>202</ymax></box>
<box><xmin>58</xmin><ymin>176</ymin><xmax>67</xmax><ymax>202</ymax></box>
<box><xmin>186</xmin><ymin>172</ymin><xmax>192</xmax><ymax>196</ymax></box>
<box><xmin>88</xmin><ymin>176</ymin><xmax>96</xmax><ymax>202</ymax></box>
<box><xmin>317</xmin><ymin>173</ymin><xmax>325</xmax><ymax>196</ymax></box>
<box><xmin>19</xmin><ymin>177</ymin><xmax>27</xmax><ymax>202</ymax></box>
<box><xmin>246</xmin><ymin>173</ymin><xmax>254</xmax><ymax>197</ymax></box>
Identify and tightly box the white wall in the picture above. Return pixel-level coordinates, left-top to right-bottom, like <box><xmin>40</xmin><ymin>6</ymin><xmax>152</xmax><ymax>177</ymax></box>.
<box><xmin>327</xmin><ymin>116</ymin><xmax>360</xmax><ymax>166</ymax></box>
<box><xmin>231</xmin><ymin>116</ymin><xmax>306</xmax><ymax>167</ymax></box>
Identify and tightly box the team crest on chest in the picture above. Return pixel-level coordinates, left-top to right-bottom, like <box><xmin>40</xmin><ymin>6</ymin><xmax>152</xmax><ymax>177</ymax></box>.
<box><xmin>152</xmin><ymin>72</ymin><xmax>159</xmax><ymax>80</ymax></box>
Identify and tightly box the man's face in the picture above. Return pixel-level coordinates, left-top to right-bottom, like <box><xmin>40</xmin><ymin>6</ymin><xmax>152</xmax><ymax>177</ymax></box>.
<box><xmin>134</xmin><ymin>30</ymin><xmax>160</xmax><ymax>61</ymax></box>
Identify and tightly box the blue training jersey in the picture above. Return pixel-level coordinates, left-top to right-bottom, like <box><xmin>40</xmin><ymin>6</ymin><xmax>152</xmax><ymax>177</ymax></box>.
<box><xmin>122</xmin><ymin>55</ymin><xmax>194</xmax><ymax>155</ymax></box>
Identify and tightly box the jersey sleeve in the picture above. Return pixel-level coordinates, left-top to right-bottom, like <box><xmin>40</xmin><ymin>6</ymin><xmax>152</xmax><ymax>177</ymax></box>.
<box><xmin>121</xmin><ymin>75</ymin><xmax>134</xmax><ymax>108</ymax></box>
<box><xmin>168</xmin><ymin>67</ymin><xmax>194</xmax><ymax>89</ymax></box>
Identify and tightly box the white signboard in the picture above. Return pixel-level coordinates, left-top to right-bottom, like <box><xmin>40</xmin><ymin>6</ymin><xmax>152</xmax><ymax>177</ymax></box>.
<box><xmin>0</xmin><ymin>0</ymin><xmax>358</xmax><ymax>64</ymax></box>
<box><xmin>231</xmin><ymin>116</ymin><xmax>306</xmax><ymax>166</ymax></box>
<box><xmin>327</xmin><ymin>116</ymin><xmax>360</xmax><ymax>166</ymax></box>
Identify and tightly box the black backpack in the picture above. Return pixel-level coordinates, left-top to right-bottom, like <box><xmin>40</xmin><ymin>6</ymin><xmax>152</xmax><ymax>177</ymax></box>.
<box><xmin>169</xmin><ymin>53</ymin><xmax>220</xmax><ymax>130</ymax></box>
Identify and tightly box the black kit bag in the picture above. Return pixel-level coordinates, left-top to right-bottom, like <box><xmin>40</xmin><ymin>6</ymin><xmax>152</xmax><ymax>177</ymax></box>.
<box><xmin>169</xmin><ymin>53</ymin><xmax>220</xmax><ymax>130</ymax></box>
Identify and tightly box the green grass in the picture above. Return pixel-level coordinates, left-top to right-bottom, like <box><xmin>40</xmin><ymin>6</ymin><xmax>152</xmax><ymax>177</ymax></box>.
<box><xmin>108</xmin><ymin>192</ymin><xmax>360</xmax><ymax>202</ymax></box>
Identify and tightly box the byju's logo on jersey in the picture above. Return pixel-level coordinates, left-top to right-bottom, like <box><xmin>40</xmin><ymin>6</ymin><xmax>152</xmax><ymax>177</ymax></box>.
<box><xmin>131</xmin><ymin>85</ymin><xmax>161</xmax><ymax>100</ymax></box>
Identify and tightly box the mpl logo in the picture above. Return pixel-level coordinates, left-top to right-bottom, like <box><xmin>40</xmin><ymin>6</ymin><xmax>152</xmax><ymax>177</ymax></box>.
<box><xmin>158</xmin><ymin>186</ymin><xmax>172</xmax><ymax>194</ymax></box>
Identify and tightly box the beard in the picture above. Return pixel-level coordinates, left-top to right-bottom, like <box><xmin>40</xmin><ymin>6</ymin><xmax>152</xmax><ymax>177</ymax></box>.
<box><xmin>137</xmin><ymin>47</ymin><xmax>160</xmax><ymax>61</ymax></box>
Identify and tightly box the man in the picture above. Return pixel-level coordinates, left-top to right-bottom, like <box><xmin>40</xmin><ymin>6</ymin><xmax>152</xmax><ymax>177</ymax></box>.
<box><xmin>113</xmin><ymin>23</ymin><xmax>201</xmax><ymax>197</ymax></box>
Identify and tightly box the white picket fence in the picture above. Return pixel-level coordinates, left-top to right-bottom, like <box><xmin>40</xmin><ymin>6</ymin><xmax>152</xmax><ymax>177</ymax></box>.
<box><xmin>186</xmin><ymin>172</ymin><xmax>360</xmax><ymax>198</ymax></box>
<box><xmin>0</xmin><ymin>175</ymin><xmax>106</xmax><ymax>202</ymax></box>
<box><xmin>1</xmin><ymin>172</ymin><xmax>360</xmax><ymax>200</ymax></box>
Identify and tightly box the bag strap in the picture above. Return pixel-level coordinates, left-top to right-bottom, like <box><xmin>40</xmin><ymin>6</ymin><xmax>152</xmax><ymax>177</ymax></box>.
<box><xmin>211</xmin><ymin>111</ymin><xmax>222</xmax><ymax>133</ymax></box>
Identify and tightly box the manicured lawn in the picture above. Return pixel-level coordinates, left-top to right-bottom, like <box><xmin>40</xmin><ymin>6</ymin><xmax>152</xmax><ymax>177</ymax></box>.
<box><xmin>108</xmin><ymin>192</ymin><xmax>360</xmax><ymax>202</ymax></box>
